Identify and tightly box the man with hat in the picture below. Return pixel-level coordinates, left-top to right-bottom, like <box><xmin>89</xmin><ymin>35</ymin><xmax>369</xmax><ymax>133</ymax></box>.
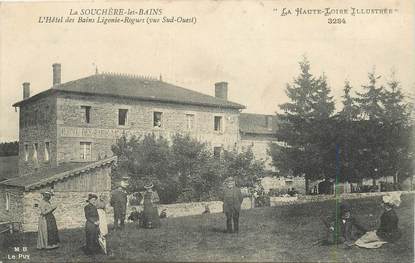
<box><xmin>110</xmin><ymin>183</ymin><xmax>128</xmax><ymax>230</ymax></box>
<box><xmin>222</xmin><ymin>177</ymin><xmax>243</xmax><ymax>233</ymax></box>
<box><xmin>323</xmin><ymin>201</ymin><xmax>366</xmax><ymax>247</ymax></box>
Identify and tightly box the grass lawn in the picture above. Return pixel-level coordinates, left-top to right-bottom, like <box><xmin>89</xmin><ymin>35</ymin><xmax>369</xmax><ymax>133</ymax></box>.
<box><xmin>1</xmin><ymin>194</ymin><xmax>413</xmax><ymax>262</ymax></box>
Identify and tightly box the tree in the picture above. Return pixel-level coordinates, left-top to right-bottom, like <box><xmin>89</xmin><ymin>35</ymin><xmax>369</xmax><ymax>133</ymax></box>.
<box><xmin>111</xmin><ymin>134</ymin><xmax>174</xmax><ymax>203</ymax></box>
<box><xmin>380</xmin><ymin>74</ymin><xmax>413</xmax><ymax>184</ymax></box>
<box><xmin>0</xmin><ymin>141</ymin><xmax>19</xmax><ymax>156</ymax></box>
<box><xmin>271</xmin><ymin>57</ymin><xmax>335</xmax><ymax>192</ymax></box>
<box><xmin>221</xmin><ymin>146</ymin><xmax>266</xmax><ymax>187</ymax></box>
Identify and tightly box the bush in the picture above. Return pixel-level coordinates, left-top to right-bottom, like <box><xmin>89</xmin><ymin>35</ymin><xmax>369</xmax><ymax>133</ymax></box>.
<box><xmin>111</xmin><ymin>134</ymin><xmax>266</xmax><ymax>204</ymax></box>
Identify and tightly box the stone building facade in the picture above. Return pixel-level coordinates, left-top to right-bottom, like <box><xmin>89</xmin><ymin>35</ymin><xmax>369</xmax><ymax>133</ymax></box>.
<box><xmin>0</xmin><ymin>157</ymin><xmax>115</xmax><ymax>232</ymax></box>
<box><xmin>1</xmin><ymin>63</ymin><xmax>281</xmax><ymax>231</ymax></box>
<box><xmin>12</xmin><ymin>66</ymin><xmax>245</xmax><ymax>175</ymax></box>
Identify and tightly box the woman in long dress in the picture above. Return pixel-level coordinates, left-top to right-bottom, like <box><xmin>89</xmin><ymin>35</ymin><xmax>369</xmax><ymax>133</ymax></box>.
<box><xmin>96</xmin><ymin>195</ymin><xmax>108</xmax><ymax>254</ymax></box>
<box><xmin>141</xmin><ymin>183</ymin><xmax>161</xmax><ymax>228</ymax></box>
<box><xmin>355</xmin><ymin>192</ymin><xmax>402</xmax><ymax>249</ymax></box>
<box><xmin>37</xmin><ymin>191</ymin><xmax>60</xmax><ymax>250</ymax></box>
<box><xmin>83</xmin><ymin>193</ymin><xmax>101</xmax><ymax>255</ymax></box>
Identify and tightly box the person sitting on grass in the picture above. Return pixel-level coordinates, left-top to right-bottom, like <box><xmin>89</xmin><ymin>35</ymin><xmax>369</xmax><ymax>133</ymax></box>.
<box><xmin>355</xmin><ymin>192</ymin><xmax>402</xmax><ymax>249</ymax></box>
<box><xmin>321</xmin><ymin>201</ymin><xmax>366</xmax><ymax>247</ymax></box>
<box><xmin>128</xmin><ymin>207</ymin><xmax>142</xmax><ymax>223</ymax></box>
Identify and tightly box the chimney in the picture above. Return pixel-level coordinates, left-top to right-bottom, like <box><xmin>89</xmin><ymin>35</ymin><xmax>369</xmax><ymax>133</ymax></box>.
<box><xmin>52</xmin><ymin>63</ymin><xmax>61</xmax><ymax>86</ymax></box>
<box><xmin>215</xmin><ymin>82</ymin><xmax>228</xmax><ymax>100</ymax></box>
<box><xmin>23</xmin><ymin>82</ymin><xmax>30</xmax><ymax>99</ymax></box>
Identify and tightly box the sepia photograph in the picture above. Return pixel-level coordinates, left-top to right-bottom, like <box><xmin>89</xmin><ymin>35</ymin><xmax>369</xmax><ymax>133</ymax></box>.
<box><xmin>0</xmin><ymin>0</ymin><xmax>414</xmax><ymax>262</ymax></box>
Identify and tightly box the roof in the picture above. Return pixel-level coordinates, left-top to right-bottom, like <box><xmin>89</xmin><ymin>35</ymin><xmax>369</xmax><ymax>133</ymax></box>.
<box><xmin>13</xmin><ymin>73</ymin><xmax>245</xmax><ymax>109</ymax></box>
<box><xmin>0</xmin><ymin>156</ymin><xmax>117</xmax><ymax>190</ymax></box>
<box><xmin>0</xmin><ymin>156</ymin><xmax>18</xmax><ymax>182</ymax></box>
<box><xmin>239</xmin><ymin>113</ymin><xmax>278</xmax><ymax>135</ymax></box>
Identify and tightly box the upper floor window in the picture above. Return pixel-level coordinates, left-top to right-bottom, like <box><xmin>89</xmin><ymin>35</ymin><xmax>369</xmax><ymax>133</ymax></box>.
<box><xmin>186</xmin><ymin>114</ymin><xmax>194</xmax><ymax>130</ymax></box>
<box><xmin>44</xmin><ymin>105</ymin><xmax>50</xmax><ymax>124</ymax></box>
<box><xmin>118</xmin><ymin>109</ymin><xmax>128</xmax><ymax>126</ymax></box>
<box><xmin>24</xmin><ymin>144</ymin><xmax>29</xmax><ymax>161</ymax></box>
<box><xmin>33</xmin><ymin>143</ymin><xmax>38</xmax><ymax>161</ymax></box>
<box><xmin>153</xmin><ymin>112</ymin><xmax>162</xmax><ymax>128</ymax></box>
<box><xmin>44</xmin><ymin>142</ymin><xmax>50</xmax><ymax>162</ymax></box>
<box><xmin>214</xmin><ymin>116</ymin><xmax>223</xmax><ymax>132</ymax></box>
<box><xmin>81</xmin><ymin>106</ymin><xmax>91</xmax><ymax>124</ymax></box>
<box><xmin>80</xmin><ymin>142</ymin><xmax>92</xmax><ymax>161</ymax></box>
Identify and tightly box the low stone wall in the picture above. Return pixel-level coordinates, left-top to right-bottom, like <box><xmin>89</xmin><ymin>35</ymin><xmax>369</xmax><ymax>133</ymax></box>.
<box><xmin>270</xmin><ymin>191</ymin><xmax>414</xmax><ymax>206</ymax></box>
<box><xmin>128</xmin><ymin>197</ymin><xmax>253</xmax><ymax>219</ymax></box>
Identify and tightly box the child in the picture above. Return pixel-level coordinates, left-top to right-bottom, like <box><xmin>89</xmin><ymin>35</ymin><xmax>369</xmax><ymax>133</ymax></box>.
<box><xmin>128</xmin><ymin>207</ymin><xmax>142</xmax><ymax>225</ymax></box>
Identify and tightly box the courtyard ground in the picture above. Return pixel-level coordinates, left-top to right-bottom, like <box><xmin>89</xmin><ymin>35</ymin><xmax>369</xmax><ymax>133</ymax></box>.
<box><xmin>1</xmin><ymin>194</ymin><xmax>413</xmax><ymax>263</ymax></box>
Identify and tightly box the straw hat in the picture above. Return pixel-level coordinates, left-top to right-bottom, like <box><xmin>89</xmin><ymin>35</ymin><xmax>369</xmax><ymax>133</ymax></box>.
<box><xmin>224</xmin><ymin>177</ymin><xmax>235</xmax><ymax>183</ymax></box>
<box><xmin>41</xmin><ymin>190</ymin><xmax>53</xmax><ymax>197</ymax></box>
<box><xmin>382</xmin><ymin>192</ymin><xmax>401</xmax><ymax>207</ymax></box>
<box><xmin>87</xmin><ymin>193</ymin><xmax>98</xmax><ymax>201</ymax></box>
<box><xmin>144</xmin><ymin>183</ymin><xmax>154</xmax><ymax>189</ymax></box>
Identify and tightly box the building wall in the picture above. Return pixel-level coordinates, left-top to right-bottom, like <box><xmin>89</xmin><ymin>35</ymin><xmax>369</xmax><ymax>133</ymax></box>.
<box><xmin>56</xmin><ymin>94</ymin><xmax>240</xmax><ymax>163</ymax></box>
<box><xmin>0</xmin><ymin>186</ymin><xmax>24</xmax><ymax>223</ymax></box>
<box><xmin>18</xmin><ymin>96</ymin><xmax>57</xmax><ymax>175</ymax></box>
<box><xmin>22</xmin><ymin>164</ymin><xmax>112</xmax><ymax>232</ymax></box>
<box><xmin>240</xmin><ymin>134</ymin><xmax>278</xmax><ymax>170</ymax></box>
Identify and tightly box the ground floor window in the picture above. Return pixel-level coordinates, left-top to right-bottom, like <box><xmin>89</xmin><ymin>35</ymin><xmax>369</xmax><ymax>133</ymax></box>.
<box><xmin>5</xmin><ymin>192</ymin><xmax>10</xmax><ymax>211</ymax></box>
<box><xmin>213</xmin><ymin>146</ymin><xmax>222</xmax><ymax>159</ymax></box>
<box><xmin>80</xmin><ymin>142</ymin><xmax>92</xmax><ymax>160</ymax></box>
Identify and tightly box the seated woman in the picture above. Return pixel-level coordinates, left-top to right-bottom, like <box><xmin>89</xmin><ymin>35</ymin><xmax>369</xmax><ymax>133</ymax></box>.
<box><xmin>141</xmin><ymin>183</ymin><xmax>161</xmax><ymax>229</ymax></box>
<box><xmin>355</xmin><ymin>192</ymin><xmax>401</xmax><ymax>249</ymax></box>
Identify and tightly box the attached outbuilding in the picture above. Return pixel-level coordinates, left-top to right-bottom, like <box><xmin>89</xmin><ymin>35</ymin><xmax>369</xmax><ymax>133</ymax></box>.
<box><xmin>0</xmin><ymin>156</ymin><xmax>116</xmax><ymax>232</ymax></box>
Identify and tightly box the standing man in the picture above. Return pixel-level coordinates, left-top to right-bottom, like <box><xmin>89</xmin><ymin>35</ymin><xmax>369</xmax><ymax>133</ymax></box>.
<box><xmin>110</xmin><ymin>184</ymin><xmax>127</xmax><ymax>230</ymax></box>
<box><xmin>222</xmin><ymin>177</ymin><xmax>244</xmax><ymax>233</ymax></box>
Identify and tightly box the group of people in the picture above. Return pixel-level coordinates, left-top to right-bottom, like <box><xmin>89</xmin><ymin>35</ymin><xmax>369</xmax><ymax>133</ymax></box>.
<box><xmin>221</xmin><ymin>176</ymin><xmax>403</xmax><ymax>249</ymax></box>
<box><xmin>35</xmin><ymin>182</ymin><xmax>162</xmax><ymax>255</ymax></box>
<box><xmin>322</xmin><ymin>191</ymin><xmax>402</xmax><ymax>249</ymax></box>
<box><xmin>35</xmin><ymin>177</ymin><xmax>404</xmax><ymax>256</ymax></box>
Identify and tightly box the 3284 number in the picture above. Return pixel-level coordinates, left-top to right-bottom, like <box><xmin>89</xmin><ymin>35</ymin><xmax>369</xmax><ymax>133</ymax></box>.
<box><xmin>328</xmin><ymin>18</ymin><xmax>346</xmax><ymax>24</ymax></box>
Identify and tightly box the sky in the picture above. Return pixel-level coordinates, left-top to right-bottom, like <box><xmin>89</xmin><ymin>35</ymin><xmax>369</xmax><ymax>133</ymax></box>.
<box><xmin>0</xmin><ymin>0</ymin><xmax>414</xmax><ymax>141</ymax></box>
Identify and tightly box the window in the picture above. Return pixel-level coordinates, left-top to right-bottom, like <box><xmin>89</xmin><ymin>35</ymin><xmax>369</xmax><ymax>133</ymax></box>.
<box><xmin>81</xmin><ymin>106</ymin><xmax>91</xmax><ymax>124</ymax></box>
<box><xmin>44</xmin><ymin>142</ymin><xmax>50</xmax><ymax>161</ymax></box>
<box><xmin>153</xmin><ymin>112</ymin><xmax>162</xmax><ymax>128</ymax></box>
<box><xmin>33</xmin><ymin>143</ymin><xmax>38</xmax><ymax>161</ymax></box>
<box><xmin>186</xmin><ymin>114</ymin><xmax>194</xmax><ymax>130</ymax></box>
<box><xmin>44</xmin><ymin>105</ymin><xmax>50</xmax><ymax>124</ymax></box>
<box><xmin>214</xmin><ymin>116</ymin><xmax>222</xmax><ymax>132</ymax></box>
<box><xmin>24</xmin><ymin>144</ymin><xmax>29</xmax><ymax>161</ymax></box>
<box><xmin>213</xmin><ymin>146</ymin><xmax>222</xmax><ymax>159</ymax></box>
<box><xmin>5</xmin><ymin>193</ymin><xmax>10</xmax><ymax>211</ymax></box>
<box><xmin>34</xmin><ymin>109</ymin><xmax>39</xmax><ymax>125</ymax></box>
<box><xmin>80</xmin><ymin>142</ymin><xmax>92</xmax><ymax>161</ymax></box>
<box><xmin>118</xmin><ymin>109</ymin><xmax>128</xmax><ymax>126</ymax></box>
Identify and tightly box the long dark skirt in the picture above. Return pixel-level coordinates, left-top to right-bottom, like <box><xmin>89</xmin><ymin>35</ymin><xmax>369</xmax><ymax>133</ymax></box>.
<box><xmin>45</xmin><ymin>213</ymin><xmax>60</xmax><ymax>246</ymax></box>
<box><xmin>85</xmin><ymin>222</ymin><xmax>101</xmax><ymax>254</ymax></box>
<box><xmin>142</xmin><ymin>205</ymin><xmax>161</xmax><ymax>228</ymax></box>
